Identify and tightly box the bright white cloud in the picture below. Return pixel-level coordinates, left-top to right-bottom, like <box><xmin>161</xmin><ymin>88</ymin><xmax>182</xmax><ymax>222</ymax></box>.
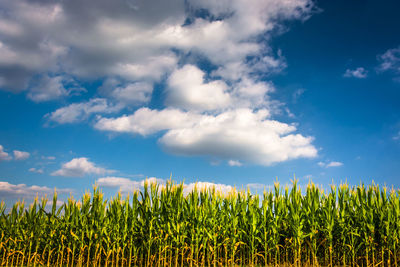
<box><xmin>13</xmin><ymin>150</ymin><xmax>30</xmax><ymax>160</ymax></box>
<box><xmin>0</xmin><ymin>145</ymin><xmax>12</xmax><ymax>161</ymax></box>
<box><xmin>183</xmin><ymin>181</ymin><xmax>234</xmax><ymax>195</ymax></box>
<box><xmin>159</xmin><ymin>109</ymin><xmax>317</xmax><ymax>166</ymax></box>
<box><xmin>47</xmin><ymin>98</ymin><xmax>122</xmax><ymax>124</ymax></box>
<box><xmin>344</xmin><ymin>67</ymin><xmax>368</xmax><ymax>79</ymax></box>
<box><xmin>166</xmin><ymin>65</ymin><xmax>231</xmax><ymax>111</ymax></box>
<box><xmin>52</xmin><ymin>157</ymin><xmax>114</xmax><ymax>177</ymax></box>
<box><xmin>96</xmin><ymin>108</ymin><xmax>317</xmax><ymax>166</ymax></box>
<box><xmin>95</xmin><ymin>107</ymin><xmax>202</xmax><ymax>136</ymax></box>
<box><xmin>0</xmin><ymin>0</ymin><xmax>318</xmax><ymax>167</ymax></box>
<box><xmin>318</xmin><ymin>161</ymin><xmax>343</xmax><ymax>168</ymax></box>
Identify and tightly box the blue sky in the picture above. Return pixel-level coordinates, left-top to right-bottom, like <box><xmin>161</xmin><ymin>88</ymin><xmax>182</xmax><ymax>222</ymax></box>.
<box><xmin>1</xmin><ymin>0</ymin><xmax>400</xmax><ymax>205</ymax></box>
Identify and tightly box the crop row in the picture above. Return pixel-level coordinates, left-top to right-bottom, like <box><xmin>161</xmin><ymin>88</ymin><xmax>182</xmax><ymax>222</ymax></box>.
<box><xmin>0</xmin><ymin>180</ymin><xmax>399</xmax><ymax>266</ymax></box>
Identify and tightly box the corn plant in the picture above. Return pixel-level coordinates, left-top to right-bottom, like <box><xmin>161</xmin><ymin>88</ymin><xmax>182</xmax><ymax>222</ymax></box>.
<box><xmin>0</xmin><ymin>179</ymin><xmax>399</xmax><ymax>266</ymax></box>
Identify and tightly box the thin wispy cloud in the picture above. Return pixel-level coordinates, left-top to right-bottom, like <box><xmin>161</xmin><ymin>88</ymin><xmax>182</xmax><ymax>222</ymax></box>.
<box><xmin>0</xmin><ymin>145</ymin><xmax>12</xmax><ymax>161</ymax></box>
<box><xmin>344</xmin><ymin>67</ymin><xmax>368</xmax><ymax>79</ymax></box>
<box><xmin>318</xmin><ymin>161</ymin><xmax>343</xmax><ymax>168</ymax></box>
<box><xmin>13</xmin><ymin>150</ymin><xmax>30</xmax><ymax>160</ymax></box>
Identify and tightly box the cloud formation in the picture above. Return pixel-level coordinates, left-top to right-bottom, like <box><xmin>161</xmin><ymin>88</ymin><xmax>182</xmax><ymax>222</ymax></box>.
<box><xmin>0</xmin><ymin>180</ymin><xmax>71</xmax><ymax>197</ymax></box>
<box><xmin>344</xmin><ymin>67</ymin><xmax>368</xmax><ymax>79</ymax></box>
<box><xmin>29</xmin><ymin>167</ymin><xmax>44</xmax><ymax>174</ymax></box>
<box><xmin>96</xmin><ymin>176</ymin><xmax>235</xmax><ymax>195</ymax></box>
<box><xmin>0</xmin><ymin>145</ymin><xmax>11</xmax><ymax>161</ymax></box>
<box><xmin>13</xmin><ymin>150</ymin><xmax>30</xmax><ymax>160</ymax></box>
<box><xmin>0</xmin><ymin>0</ymin><xmax>313</xmax><ymax>92</ymax></box>
<box><xmin>47</xmin><ymin>98</ymin><xmax>123</xmax><ymax>124</ymax></box>
<box><xmin>318</xmin><ymin>161</ymin><xmax>343</xmax><ymax>168</ymax></box>
<box><xmin>377</xmin><ymin>46</ymin><xmax>400</xmax><ymax>81</ymax></box>
<box><xmin>0</xmin><ymin>0</ymin><xmax>317</xmax><ymax>167</ymax></box>
<box><xmin>97</xmin><ymin>176</ymin><xmax>162</xmax><ymax>193</ymax></box>
<box><xmin>96</xmin><ymin>108</ymin><xmax>317</xmax><ymax>166</ymax></box>
<box><xmin>52</xmin><ymin>157</ymin><xmax>114</xmax><ymax>177</ymax></box>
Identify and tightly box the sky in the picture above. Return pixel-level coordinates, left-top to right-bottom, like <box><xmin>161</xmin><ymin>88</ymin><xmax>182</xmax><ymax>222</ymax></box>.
<box><xmin>1</xmin><ymin>0</ymin><xmax>400</xmax><ymax>206</ymax></box>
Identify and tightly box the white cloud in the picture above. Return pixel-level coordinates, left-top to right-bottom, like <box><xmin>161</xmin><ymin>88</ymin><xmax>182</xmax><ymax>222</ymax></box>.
<box><xmin>52</xmin><ymin>157</ymin><xmax>114</xmax><ymax>177</ymax></box>
<box><xmin>97</xmin><ymin>176</ymin><xmax>235</xmax><ymax>196</ymax></box>
<box><xmin>327</xmin><ymin>161</ymin><xmax>343</xmax><ymax>167</ymax></box>
<box><xmin>0</xmin><ymin>0</ymin><xmax>313</xmax><ymax>98</ymax></box>
<box><xmin>344</xmin><ymin>67</ymin><xmax>368</xmax><ymax>79</ymax></box>
<box><xmin>29</xmin><ymin>167</ymin><xmax>44</xmax><ymax>174</ymax></box>
<box><xmin>377</xmin><ymin>46</ymin><xmax>400</xmax><ymax>75</ymax></box>
<box><xmin>228</xmin><ymin>160</ymin><xmax>242</xmax><ymax>166</ymax></box>
<box><xmin>0</xmin><ymin>180</ymin><xmax>71</xmax><ymax>197</ymax></box>
<box><xmin>96</xmin><ymin>108</ymin><xmax>317</xmax><ymax>166</ymax></box>
<box><xmin>95</xmin><ymin>107</ymin><xmax>203</xmax><ymax>136</ymax></box>
<box><xmin>166</xmin><ymin>65</ymin><xmax>231</xmax><ymax>111</ymax></box>
<box><xmin>183</xmin><ymin>181</ymin><xmax>233</xmax><ymax>195</ymax></box>
<box><xmin>47</xmin><ymin>98</ymin><xmax>123</xmax><ymax>124</ymax></box>
<box><xmin>0</xmin><ymin>0</ymin><xmax>318</xmax><ymax>167</ymax></box>
<box><xmin>318</xmin><ymin>161</ymin><xmax>343</xmax><ymax>168</ymax></box>
<box><xmin>13</xmin><ymin>150</ymin><xmax>30</xmax><ymax>160</ymax></box>
<box><xmin>97</xmin><ymin>176</ymin><xmax>162</xmax><ymax>193</ymax></box>
<box><xmin>166</xmin><ymin>65</ymin><xmax>274</xmax><ymax>112</ymax></box>
<box><xmin>0</xmin><ymin>145</ymin><xmax>12</xmax><ymax>161</ymax></box>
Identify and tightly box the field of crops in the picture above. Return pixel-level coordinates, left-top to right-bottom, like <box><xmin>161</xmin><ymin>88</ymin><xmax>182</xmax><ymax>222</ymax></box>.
<box><xmin>0</xmin><ymin>180</ymin><xmax>399</xmax><ymax>266</ymax></box>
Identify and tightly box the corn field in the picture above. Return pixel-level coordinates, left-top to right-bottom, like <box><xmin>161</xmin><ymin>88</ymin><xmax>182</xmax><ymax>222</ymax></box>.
<box><xmin>0</xmin><ymin>180</ymin><xmax>400</xmax><ymax>266</ymax></box>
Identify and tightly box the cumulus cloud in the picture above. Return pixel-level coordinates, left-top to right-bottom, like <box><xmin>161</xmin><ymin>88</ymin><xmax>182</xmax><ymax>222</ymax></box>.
<box><xmin>47</xmin><ymin>98</ymin><xmax>123</xmax><ymax>124</ymax></box>
<box><xmin>96</xmin><ymin>108</ymin><xmax>317</xmax><ymax>166</ymax></box>
<box><xmin>95</xmin><ymin>107</ymin><xmax>203</xmax><ymax>136</ymax></box>
<box><xmin>13</xmin><ymin>150</ymin><xmax>30</xmax><ymax>160</ymax></box>
<box><xmin>166</xmin><ymin>65</ymin><xmax>231</xmax><ymax>111</ymax></box>
<box><xmin>0</xmin><ymin>145</ymin><xmax>12</xmax><ymax>161</ymax></box>
<box><xmin>52</xmin><ymin>157</ymin><xmax>114</xmax><ymax>177</ymax></box>
<box><xmin>318</xmin><ymin>161</ymin><xmax>343</xmax><ymax>168</ymax></box>
<box><xmin>0</xmin><ymin>0</ymin><xmax>313</xmax><ymax>95</ymax></box>
<box><xmin>344</xmin><ymin>67</ymin><xmax>368</xmax><ymax>79</ymax></box>
<box><xmin>0</xmin><ymin>0</ymin><xmax>318</xmax><ymax>167</ymax></box>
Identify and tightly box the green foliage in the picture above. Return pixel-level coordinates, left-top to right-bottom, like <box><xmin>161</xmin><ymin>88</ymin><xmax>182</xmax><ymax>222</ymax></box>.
<box><xmin>0</xmin><ymin>179</ymin><xmax>399</xmax><ymax>266</ymax></box>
